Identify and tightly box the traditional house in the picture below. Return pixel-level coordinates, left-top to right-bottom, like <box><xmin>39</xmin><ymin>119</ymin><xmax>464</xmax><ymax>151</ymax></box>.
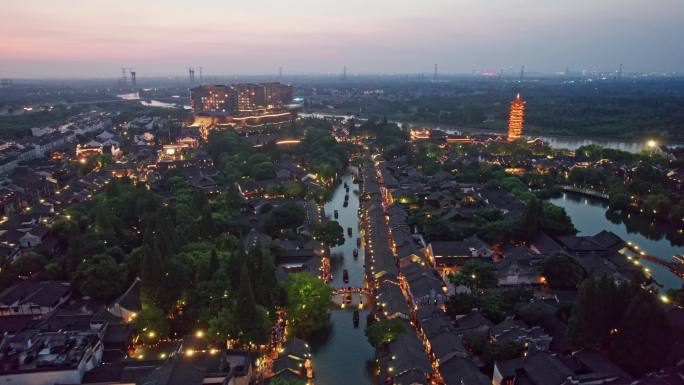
<box><xmin>0</xmin><ymin>281</ymin><xmax>71</xmax><ymax>317</ymax></box>
<box><xmin>426</xmin><ymin>236</ymin><xmax>492</xmax><ymax>279</ymax></box>
<box><xmin>107</xmin><ymin>278</ymin><xmax>142</xmax><ymax>322</ymax></box>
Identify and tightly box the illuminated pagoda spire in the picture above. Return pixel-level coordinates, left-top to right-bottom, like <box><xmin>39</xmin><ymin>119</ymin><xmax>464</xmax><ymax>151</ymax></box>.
<box><xmin>507</xmin><ymin>93</ymin><xmax>525</xmax><ymax>142</ymax></box>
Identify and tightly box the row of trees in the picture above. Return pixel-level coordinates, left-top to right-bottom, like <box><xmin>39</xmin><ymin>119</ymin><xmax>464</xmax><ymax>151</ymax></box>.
<box><xmin>569</xmin><ymin>276</ymin><xmax>673</xmax><ymax>376</ymax></box>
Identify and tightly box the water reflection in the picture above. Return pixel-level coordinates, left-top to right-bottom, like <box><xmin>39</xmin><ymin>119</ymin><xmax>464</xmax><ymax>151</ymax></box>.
<box><xmin>557</xmin><ymin>192</ymin><xmax>684</xmax><ymax>246</ymax></box>
<box><xmin>310</xmin><ymin>173</ymin><xmax>374</xmax><ymax>385</ymax></box>
<box><xmin>550</xmin><ymin>192</ymin><xmax>684</xmax><ymax>290</ymax></box>
<box><xmin>306</xmin><ymin>112</ymin><xmax>683</xmax><ymax>153</ymax></box>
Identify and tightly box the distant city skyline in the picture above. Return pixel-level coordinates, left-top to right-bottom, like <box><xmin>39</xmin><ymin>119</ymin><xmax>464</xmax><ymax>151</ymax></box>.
<box><xmin>1</xmin><ymin>0</ymin><xmax>684</xmax><ymax>78</ymax></box>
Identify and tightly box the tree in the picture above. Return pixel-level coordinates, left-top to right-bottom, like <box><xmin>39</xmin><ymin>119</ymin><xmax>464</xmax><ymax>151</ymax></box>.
<box><xmin>207</xmin><ymin>306</ymin><xmax>237</xmax><ymax>347</ymax></box>
<box><xmin>74</xmin><ymin>254</ymin><xmax>126</xmax><ymax>300</ymax></box>
<box><xmin>541</xmin><ymin>252</ymin><xmax>586</xmax><ymax>290</ymax></box>
<box><xmin>482</xmin><ymin>340</ymin><xmax>525</xmax><ymax>366</ymax></box>
<box><xmin>282</xmin><ymin>181</ymin><xmax>306</xmax><ymax>199</ymax></box>
<box><xmin>446</xmin><ymin>293</ymin><xmax>480</xmax><ymax>318</ymax></box>
<box><xmin>608</xmin><ymin>188</ymin><xmax>631</xmax><ymax>210</ymax></box>
<box><xmin>310</xmin><ymin>220</ymin><xmax>345</xmax><ymax>247</ymax></box>
<box><xmin>264</xmin><ymin>203</ymin><xmax>306</xmax><ymax>237</ymax></box>
<box><xmin>516</xmin><ymin>300</ymin><xmax>557</xmax><ymax>326</ymax></box>
<box><xmin>477</xmin><ymin>218</ymin><xmax>518</xmax><ymax>244</ymax></box>
<box><xmin>198</xmin><ymin>208</ymin><xmax>218</xmax><ymax>239</ymax></box>
<box><xmin>134</xmin><ymin>304</ymin><xmax>169</xmax><ymax>342</ymax></box>
<box><xmin>365</xmin><ymin>319</ymin><xmax>406</xmax><ymax>347</ymax></box>
<box><xmin>249</xmin><ymin>245</ymin><xmax>280</xmax><ymax>308</ymax></box>
<box><xmin>284</xmin><ymin>272</ymin><xmax>332</xmax><ymax>336</ymax></box>
<box><xmin>608</xmin><ymin>290</ymin><xmax>672</xmax><ymax>376</ymax></box>
<box><xmin>250</xmin><ymin>161</ymin><xmax>276</xmax><ymax>181</ymax></box>
<box><xmin>517</xmin><ymin>196</ymin><xmax>542</xmax><ymax>240</ymax></box>
<box><xmin>446</xmin><ymin>292</ymin><xmax>506</xmax><ymax>323</ymax></box>
<box><xmin>569</xmin><ymin>276</ymin><xmax>634</xmax><ymax>349</ymax></box>
<box><xmin>12</xmin><ymin>252</ymin><xmax>47</xmax><ymax>277</ymax></box>
<box><xmin>449</xmin><ymin>260</ymin><xmax>496</xmax><ymax>290</ymax></box>
<box><xmin>234</xmin><ymin>263</ymin><xmax>271</xmax><ymax>345</ymax></box>
<box><xmin>540</xmin><ymin>202</ymin><xmax>576</xmax><ymax>236</ymax></box>
<box><xmin>139</xmin><ymin>243</ymin><xmax>164</xmax><ymax>304</ymax></box>
<box><xmin>206</xmin><ymin>250</ymin><xmax>219</xmax><ymax>280</ymax></box>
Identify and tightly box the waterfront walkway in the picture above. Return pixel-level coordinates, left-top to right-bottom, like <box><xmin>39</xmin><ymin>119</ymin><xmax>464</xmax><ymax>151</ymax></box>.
<box><xmin>561</xmin><ymin>185</ymin><xmax>610</xmax><ymax>200</ymax></box>
<box><xmin>624</xmin><ymin>243</ymin><xmax>684</xmax><ymax>280</ymax></box>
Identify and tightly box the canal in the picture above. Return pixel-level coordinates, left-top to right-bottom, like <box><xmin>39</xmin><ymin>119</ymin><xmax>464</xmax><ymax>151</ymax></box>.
<box><xmin>311</xmin><ymin>173</ymin><xmax>374</xmax><ymax>385</ymax></box>
<box><xmin>549</xmin><ymin>192</ymin><xmax>684</xmax><ymax>291</ymax></box>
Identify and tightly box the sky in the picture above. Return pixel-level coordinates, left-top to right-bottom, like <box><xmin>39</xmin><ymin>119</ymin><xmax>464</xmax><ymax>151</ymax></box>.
<box><xmin>1</xmin><ymin>0</ymin><xmax>683</xmax><ymax>78</ymax></box>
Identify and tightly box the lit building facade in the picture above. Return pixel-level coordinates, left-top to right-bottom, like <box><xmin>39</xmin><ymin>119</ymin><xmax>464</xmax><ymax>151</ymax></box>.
<box><xmin>190</xmin><ymin>82</ymin><xmax>295</xmax><ymax>135</ymax></box>
<box><xmin>507</xmin><ymin>93</ymin><xmax>525</xmax><ymax>142</ymax></box>
<box><xmin>190</xmin><ymin>82</ymin><xmax>293</xmax><ymax>116</ymax></box>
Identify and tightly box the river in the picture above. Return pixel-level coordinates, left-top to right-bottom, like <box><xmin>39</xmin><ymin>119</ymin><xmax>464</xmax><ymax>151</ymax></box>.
<box><xmin>302</xmin><ymin>112</ymin><xmax>682</xmax><ymax>153</ymax></box>
<box><xmin>549</xmin><ymin>192</ymin><xmax>684</xmax><ymax>291</ymax></box>
<box><xmin>116</xmin><ymin>92</ymin><xmax>190</xmax><ymax>109</ymax></box>
<box><xmin>311</xmin><ymin>173</ymin><xmax>374</xmax><ymax>385</ymax></box>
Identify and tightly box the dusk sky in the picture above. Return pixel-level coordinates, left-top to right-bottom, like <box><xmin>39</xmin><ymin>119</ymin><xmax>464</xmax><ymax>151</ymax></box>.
<box><xmin>2</xmin><ymin>0</ymin><xmax>683</xmax><ymax>78</ymax></box>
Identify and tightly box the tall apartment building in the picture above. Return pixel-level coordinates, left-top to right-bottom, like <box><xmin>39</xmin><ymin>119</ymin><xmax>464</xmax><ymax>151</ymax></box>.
<box><xmin>190</xmin><ymin>82</ymin><xmax>293</xmax><ymax>115</ymax></box>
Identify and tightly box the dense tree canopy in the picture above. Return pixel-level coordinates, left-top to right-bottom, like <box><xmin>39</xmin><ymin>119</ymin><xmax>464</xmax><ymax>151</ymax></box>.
<box><xmin>283</xmin><ymin>272</ymin><xmax>332</xmax><ymax>336</ymax></box>
<box><xmin>449</xmin><ymin>259</ymin><xmax>497</xmax><ymax>290</ymax></box>
<box><xmin>264</xmin><ymin>203</ymin><xmax>306</xmax><ymax>237</ymax></box>
<box><xmin>541</xmin><ymin>252</ymin><xmax>587</xmax><ymax>290</ymax></box>
<box><xmin>569</xmin><ymin>276</ymin><xmax>673</xmax><ymax>376</ymax></box>
<box><xmin>310</xmin><ymin>220</ymin><xmax>345</xmax><ymax>247</ymax></box>
<box><xmin>365</xmin><ymin>319</ymin><xmax>406</xmax><ymax>347</ymax></box>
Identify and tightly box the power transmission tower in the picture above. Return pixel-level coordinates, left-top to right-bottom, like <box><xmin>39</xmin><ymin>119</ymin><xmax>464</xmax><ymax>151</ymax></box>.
<box><xmin>128</xmin><ymin>68</ymin><xmax>136</xmax><ymax>88</ymax></box>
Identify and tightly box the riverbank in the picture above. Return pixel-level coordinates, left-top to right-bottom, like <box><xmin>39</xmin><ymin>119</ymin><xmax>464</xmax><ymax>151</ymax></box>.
<box><xmin>550</xmin><ymin>192</ymin><xmax>684</xmax><ymax>290</ymax></box>
<box><xmin>304</xmin><ymin>110</ymin><xmax>684</xmax><ymax>152</ymax></box>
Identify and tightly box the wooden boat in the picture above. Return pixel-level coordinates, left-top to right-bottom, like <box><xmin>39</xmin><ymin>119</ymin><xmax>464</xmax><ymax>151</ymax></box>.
<box><xmin>347</xmin><ymin>227</ymin><xmax>352</xmax><ymax>236</ymax></box>
<box><xmin>343</xmin><ymin>269</ymin><xmax>349</xmax><ymax>283</ymax></box>
<box><xmin>356</xmin><ymin>237</ymin><xmax>361</xmax><ymax>247</ymax></box>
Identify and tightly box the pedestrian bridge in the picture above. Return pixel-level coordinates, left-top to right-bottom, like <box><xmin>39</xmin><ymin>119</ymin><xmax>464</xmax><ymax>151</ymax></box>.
<box><xmin>332</xmin><ymin>287</ymin><xmax>371</xmax><ymax>308</ymax></box>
